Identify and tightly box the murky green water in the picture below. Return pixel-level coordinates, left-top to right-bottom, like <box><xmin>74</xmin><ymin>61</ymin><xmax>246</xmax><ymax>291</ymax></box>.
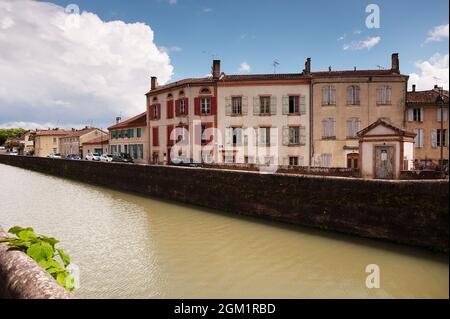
<box><xmin>0</xmin><ymin>163</ymin><xmax>448</xmax><ymax>298</ymax></box>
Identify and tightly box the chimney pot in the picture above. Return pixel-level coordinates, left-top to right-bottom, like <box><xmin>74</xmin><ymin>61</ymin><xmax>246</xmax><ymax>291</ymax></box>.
<box><xmin>151</xmin><ymin>76</ymin><xmax>157</xmax><ymax>90</ymax></box>
<box><xmin>212</xmin><ymin>60</ymin><xmax>221</xmax><ymax>79</ymax></box>
<box><xmin>304</xmin><ymin>58</ymin><xmax>311</xmax><ymax>74</ymax></box>
<box><xmin>116</xmin><ymin>117</ymin><xmax>121</xmax><ymax>124</ymax></box>
<box><xmin>412</xmin><ymin>84</ymin><xmax>416</xmax><ymax>92</ymax></box>
<box><xmin>391</xmin><ymin>53</ymin><xmax>399</xmax><ymax>73</ymax></box>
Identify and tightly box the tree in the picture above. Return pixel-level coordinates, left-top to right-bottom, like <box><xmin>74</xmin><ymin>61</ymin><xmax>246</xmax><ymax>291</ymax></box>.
<box><xmin>0</xmin><ymin>128</ymin><xmax>27</xmax><ymax>146</ymax></box>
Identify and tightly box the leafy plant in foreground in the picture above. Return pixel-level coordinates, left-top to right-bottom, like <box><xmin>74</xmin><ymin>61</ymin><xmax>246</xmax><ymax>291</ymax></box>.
<box><xmin>0</xmin><ymin>226</ymin><xmax>76</xmax><ymax>292</ymax></box>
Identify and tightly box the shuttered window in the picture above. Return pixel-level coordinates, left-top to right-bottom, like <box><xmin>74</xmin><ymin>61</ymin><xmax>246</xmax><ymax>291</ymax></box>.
<box><xmin>322</xmin><ymin>118</ymin><xmax>336</xmax><ymax>139</ymax></box>
<box><xmin>347</xmin><ymin>86</ymin><xmax>360</xmax><ymax>105</ymax></box>
<box><xmin>346</xmin><ymin>118</ymin><xmax>361</xmax><ymax>138</ymax></box>
<box><xmin>320</xmin><ymin>154</ymin><xmax>332</xmax><ymax>167</ymax></box>
<box><xmin>322</xmin><ymin>86</ymin><xmax>336</xmax><ymax>106</ymax></box>
<box><xmin>414</xmin><ymin>128</ymin><xmax>424</xmax><ymax>148</ymax></box>
<box><xmin>377</xmin><ymin>85</ymin><xmax>392</xmax><ymax>105</ymax></box>
<box><xmin>152</xmin><ymin>127</ymin><xmax>159</xmax><ymax>146</ymax></box>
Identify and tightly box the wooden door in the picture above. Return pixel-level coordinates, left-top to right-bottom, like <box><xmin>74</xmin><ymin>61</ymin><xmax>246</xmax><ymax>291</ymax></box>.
<box><xmin>347</xmin><ymin>153</ymin><xmax>359</xmax><ymax>169</ymax></box>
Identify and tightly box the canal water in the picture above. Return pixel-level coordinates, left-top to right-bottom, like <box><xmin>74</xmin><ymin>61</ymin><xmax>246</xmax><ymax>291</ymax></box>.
<box><xmin>0</xmin><ymin>163</ymin><xmax>448</xmax><ymax>298</ymax></box>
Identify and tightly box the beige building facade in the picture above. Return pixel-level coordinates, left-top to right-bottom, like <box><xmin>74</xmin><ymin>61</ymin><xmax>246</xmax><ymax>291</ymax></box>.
<box><xmin>217</xmin><ymin>74</ymin><xmax>310</xmax><ymax>166</ymax></box>
<box><xmin>405</xmin><ymin>86</ymin><xmax>449</xmax><ymax>169</ymax></box>
<box><xmin>108</xmin><ymin>112</ymin><xmax>148</xmax><ymax>164</ymax></box>
<box><xmin>82</xmin><ymin>136</ymin><xmax>109</xmax><ymax>157</ymax></box>
<box><xmin>34</xmin><ymin>129</ymin><xmax>67</xmax><ymax>157</ymax></box>
<box><xmin>59</xmin><ymin>128</ymin><xmax>107</xmax><ymax>158</ymax></box>
<box><xmin>311</xmin><ymin>53</ymin><xmax>409</xmax><ymax>168</ymax></box>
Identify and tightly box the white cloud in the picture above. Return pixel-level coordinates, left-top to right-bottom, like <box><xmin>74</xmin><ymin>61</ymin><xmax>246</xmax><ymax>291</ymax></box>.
<box><xmin>425</xmin><ymin>24</ymin><xmax>449</xmax><ymax>43</ymax></box>
<box><xmin>409</xmin><ymin>53</ymin><xmax>449</xmax><ymax>90</ymax></box>
<box><xmin>202</xmin><ymin>8</ymin><xmax>212</xmax><ymax>13</ymax></box>
<box><xmin>337</xmin><ymin>34</ymin><xmax>346</xmax><ymax>41</ymax></box>
<box><xmin>343</xmin><ymin>36</ymin><xmax>381</xmax><ymax>50</ymax></box>
<box><xmin>167</xmin><ymin>0</ymin><xmax>177</xmax><ymax>5</ymax></box>
<box><xmin>0</xmin><ymin>0</ymin><xmax>173</xmax><ymax>129</ymax></box>
<box><xmin>159</xmin><ymin>46</ymin><xmax>182</xmax><ymax>54</ymax></box>
<box><xmin>238</xmin><ymin>62</ymin><xmax>251</xmax><ymax>73</ymax></box>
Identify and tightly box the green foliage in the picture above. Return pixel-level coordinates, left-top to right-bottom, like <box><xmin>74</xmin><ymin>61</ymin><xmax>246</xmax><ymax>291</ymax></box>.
<box><xmin>0</xmin><ymin>128</ymin><xmax>27</xmax><ymax>146</ymax></box>
<box><xmin>0</xmin><ymin>226</ymin><xmax>76</xmax><ymax>292</ymax></box>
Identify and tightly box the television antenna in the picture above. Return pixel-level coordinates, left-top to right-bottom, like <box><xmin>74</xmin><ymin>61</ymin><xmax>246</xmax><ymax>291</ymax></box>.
<box><xmin>376</xmin><ymin>65</ymin><xmax>386</xmax><ymax>70</ymax></box>
<box><xmin>273</xmin><ymin>60</ymin><xmax>280</xmax><ymax>74</ymax></box>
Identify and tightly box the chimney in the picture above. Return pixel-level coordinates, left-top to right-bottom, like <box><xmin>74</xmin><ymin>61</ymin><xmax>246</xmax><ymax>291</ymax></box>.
<box><xmin>434</xmin><ymin>84</ymin><xmax>439</xmax><ymax>90</ymax></box>
<box><xmin>304</xmin><ymin>58</ymin><xmax>311</xmax><ymax>75</ymax></box>
<box><xmin>116</xmin><ymin>117</ymin><xmax>121</xmax><ymax>124</ymax></box>
<box><xmin>212</xmin><ymin>60</ymin><xmax>221</xmax><ymax>79</ymax></box>
<box><xmin>151</xmin><ymin>76</ymin><xmax>157</xmax><ymax>90</ymax></box>
<box><xmin>412</xmin><ymin>84</ymin><xmax>416</xmax><ymax>92</ymax></box>
<box><xmin>391</xmin><ymin>53</ymin><xmax>399</xmax><ymax>74</ymax></box>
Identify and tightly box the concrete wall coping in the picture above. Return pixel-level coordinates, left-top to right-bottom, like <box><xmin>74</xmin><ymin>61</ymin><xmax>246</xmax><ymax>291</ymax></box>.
<box><xmin>0</xmin><ymin>226</ymin><xmax>73</xmax><ymax>299</ymax></box>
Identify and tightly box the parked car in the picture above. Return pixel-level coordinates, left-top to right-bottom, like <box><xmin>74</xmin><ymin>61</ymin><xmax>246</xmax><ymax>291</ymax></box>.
<box><xmin>100</xmin><ymin>154</ymin><xmax>114</xmax><ymax>162</ymax></box>
<box><xmin>0</xmin><ymin>146</ymin><xmax>5</xmax><ymax>150</ymax></box>
<box><xmin>8</xmin><ymin>151</ymin><xmax>19</xmax><ymax>156</ymax></box>
<box><xmin>48</xmin><ymin>153</ymin><xmax>62</xmax><ymax>159</ymax></box>
<box><xmin>85</xmin><ymin>153</ymin><xmax>101</xmax><ymax>161</ymax></box>
<box><xmin>111</xmin><ymin>154</ymin><xmax>134</xmax><ymax>163</ymax></box>
<box><xmin>66</xmin><ymin>154</ymin><xmax>81</xmax><ymax>160</ymax></box>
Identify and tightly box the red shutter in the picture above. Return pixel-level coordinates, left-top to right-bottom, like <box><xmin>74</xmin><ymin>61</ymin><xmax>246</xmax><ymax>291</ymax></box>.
<box><xmin>152</xmin><ymin>127</ymin><xmax>159</xmax><ymax>146</ymax></box>
<box><xmin>194</xmin><ymin>97</ymin><xmax>201</xmax><ymax>115</ymax></box>
<box><xmin>167</xmin><ymin>100</ymin><xmax>174</xmax><ymax>119</ymax></box>
<box><xmin>184</xmin><ymin>98</ymin><xmax>189</xmax><ymax>115</ymax></box>
<box><xmin>167</xmin><ymin>125</ymin><xmax>174</xmax><ymax>146</ymax></box>
<box><xmin>157</xmin><ymin>104</ymin><xmax>161</xmax><ymax>119</ymax></box>
<box><xmin>175</xmin><ymin>99</ymin><xmax>180</xmax><ymax>117</ymax></box>
<box><xmin>211</xmin><ymin>97</ymin><xmax>217</xmax><ymax>115</ymax></box>
<box><xmin>149</xmin><ymin>105</ymin><xmax>154</xmax><ymax>120</ymax></box>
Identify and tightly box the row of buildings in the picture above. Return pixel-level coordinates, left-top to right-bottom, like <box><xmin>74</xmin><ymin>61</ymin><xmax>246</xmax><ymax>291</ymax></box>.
<box><xmin>20</xmin><ymin>53</ymin><xmax>449</xmax><ymax>173</ymax></box>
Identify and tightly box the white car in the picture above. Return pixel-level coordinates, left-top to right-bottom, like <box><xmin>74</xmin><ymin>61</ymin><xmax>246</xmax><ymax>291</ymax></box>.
<box><xmin>100</xmin><ymin>154</ymin><xmax>114</xmax><ymax>162</ymax></box>
<box><xmin>48</xmin><ymin>153</ymin><xmax>62</xmax><ymax>159</ymax></box>
<box><xmin>86</xmin><ymin>153</ymin><xmax>101</xmax><ymax>161</ymax></box>
<box><xmin>0</xmin><ymin>146</ymin><xmax>5</xmax><ymax>150</ymax></box>
<box><xmin>9</xmin><ymin>151</ymin><xmax>18</xmax><ymax>156</ymax></box>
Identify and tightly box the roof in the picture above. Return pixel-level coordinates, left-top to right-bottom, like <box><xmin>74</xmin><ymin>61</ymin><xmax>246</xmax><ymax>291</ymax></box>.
<box><xmin>407</xmin><ymin>88</ymin><xmax>449</xmax><ymax>105</ymax></box>
<box><xmin>221</xmin><ymin>73</ymin><xmax>307</xmax><ymax>82</ymax></box>
<box><xmin>35</xmin><ymin>129</ymin><xmax>68</xmax><ymax>137</ymax></box>
<box><xmin>60</xmin><ymin>128</ymin><xmax>99</xmax><ymax>138</ymax></box>
<box><xmin>311</xmin><ymin>69</ymin><xmax>404</xmax><ymax>78</ymax></box>
<box><xmin>146</xmin><ymin>77</ymin><xmax>214</xmax><ymax>95</ymax></box>
<box><xmin>108</xmin><ymin>112</ymin><xmax>147</xmax><ymax>130</ymax></box>
<box><xmin>82</xmin><ymin>136</ymin><xmax>109</xmax><ymax>146</ymax></box>
<box><xmin>357</xmin><ymin>119</ymin><xmax>416</xmax><ymax>138</ymax></box>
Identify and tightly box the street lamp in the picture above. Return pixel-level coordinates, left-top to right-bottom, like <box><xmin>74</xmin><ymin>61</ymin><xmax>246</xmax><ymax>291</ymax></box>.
<box><xmin>435</xmin><ymin>88</ymin><xmax>445</xmax><ymax>171</ymax></box>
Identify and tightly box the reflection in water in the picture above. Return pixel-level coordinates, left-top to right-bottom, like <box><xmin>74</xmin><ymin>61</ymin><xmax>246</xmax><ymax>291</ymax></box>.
<box><xmin>0</xmin><ymin>164</ymin><xmax>448</xmax><ymax>298</ymax></box>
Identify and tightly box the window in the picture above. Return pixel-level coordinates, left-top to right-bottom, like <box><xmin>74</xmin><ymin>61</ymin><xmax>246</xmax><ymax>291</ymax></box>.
<box><xmin>320</xmin><ymin>154</ymin><xmax>332</xmax><ymax>167</ymax></box>
<box><xmin>53</xmin><ymin>138</ymin><xmax>57</xmax><ymax>143</ymax></box>
<box><xmin>260</xmin><ymin>96</ymin><xmax>271</xmax><ymax>114</ymax></box>
<box><xmin>152</xmin><ymin>104</ymin><xmax>159</xmax><ymax>119</ymax></box>
<box><xmin>289</xmin><ymin>157</ymin><xmax>299</xmax><ymax>166</ymax></box>
<box><xmin>414</xmin><ymin>108</ymin><xmax>423</xmax><ymax>122</ymax></box>
<box><xmin>322</xmin><ymin>118</ymin><xmax>336</xmax><ymax>139</ymax></box>
<box><xmin>232</xmin><ymin>97</ymin><xmax>242</xmax><ymax>115</ymax></box>
<box><xmin>322</xmin><ymin>86</ymin><xmax>336</xmax><ymax>105</ymax></box>
<box><xmin>201</xmin><ymin>97</ymin><xmax>211</xmax><ymax>115</ymax></box>
<box><xmin>232</xmin><ymin>127</ymin><xmax>243</xmax><ymax>145</ymax></box>
<box><xmin>289</xmin><ymin>126</ymin><xmax>300</xmax><ymax>145</ymax></box>
<box><xmin>437</xmin><ymin>129</ymin><xmax>447</xmax><ymax>147</ymax></box>
<box><xmin>346</xmin><ymin>118</ymin><xmax>361</xmax><ymax>139</ymax></box>
<box><xmin>414</xmin><ymin>128</ymin><xmax>424</xmax><ymax>148</ymax></box>
<box><xmin>137</xmin><ymin>128</ymin><xmax>142</xmax><ymax>138</ymax></box>
<box><xmin>437</xmin><ymin>108</ymin><xmax>449</xmax><ymax>122</ymax></box>
<box><xmin>347</xmin><ymin>86</ymin><xmax>360</xmax><ymax>105</ymax></box>
<box><xmin>201</xmin><ymin>125</ymin><xmax>207</xmax><ymax>144</ymax></box>
<box><xmin>377</xmin><ymin>85</ymin><xmax>392</xmax><ymax>105</ymax></box>
<box><xmin>289</xmin><ymin>96</ymin><xmax>300</xmax><ymax>114</ymax></box>
<box><xmin>179</xmin><ymin>99</ymin><xmax>186</xmax><ymax>115</ymax></box>
<box><xmin>259</xmin><ymin>127</ymin><xmax>271</xmax><ymax>145</ymax></box>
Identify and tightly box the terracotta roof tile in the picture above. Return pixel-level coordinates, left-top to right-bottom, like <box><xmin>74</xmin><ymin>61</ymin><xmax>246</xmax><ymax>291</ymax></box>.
<box><xmin>82</xmin><ymin>136</ymin><xmax>109</xmax><ymax>145</ymax></box>
<box><xmin>108</xmin><ymin>112</ymin><xmax>147</xmax><ymax>130</ymax></box>
<box><xmin>407</xmin><ymin>89</ymin><xmax>449</xmax><ymax>104</ymax></box>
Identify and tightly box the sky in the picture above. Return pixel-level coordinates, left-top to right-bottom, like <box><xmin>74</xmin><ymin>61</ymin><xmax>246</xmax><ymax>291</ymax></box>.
<box><xmin>0</xmin><ymin>0</ymin><xmax>448</xmax><ymax>130</ymax></box>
